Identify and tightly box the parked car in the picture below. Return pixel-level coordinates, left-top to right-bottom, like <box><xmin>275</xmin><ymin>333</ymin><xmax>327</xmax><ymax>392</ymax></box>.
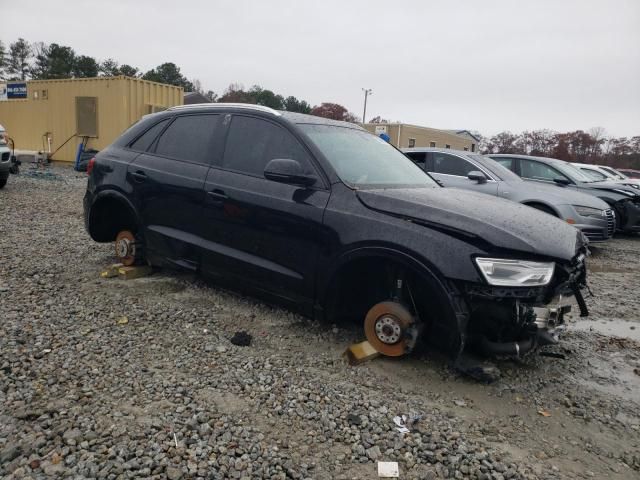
<box><xmin>85</xmin><ymin>104</ymin><xmax>589</xmax><ymax>361</ymax></box>
<box><xmin>489</xmin><ymin>154</ymin><xmax>640</xmax><ymax>233</ymax></box>
<box><xmin>618</xmin><ymin>168</ymin><xmax>640</xmax><ymax>179</ymax></box>
<box><xmin>403</xmin><ymin>148</ymin><xmax>614</xmax><ymax>242</ymax></box>
<box><xmin>572</xmin><ymin>162</ymin><xmax>640</xmax><ymax>189</ymax></box>
<box><xmin>0</xmin><ymin>124</ymin><xmax>11</xmax><ymax>189</ymax></box>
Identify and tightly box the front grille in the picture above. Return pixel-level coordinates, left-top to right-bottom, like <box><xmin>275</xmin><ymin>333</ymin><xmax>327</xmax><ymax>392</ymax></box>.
<box><xmin>1</xmin><ymin>152</ymin><xmax>9</xmax><ymax>162</ymax></box>
<box><xmin>604</xmin><ymin>209</ymin><xmax>615</xmax><ymax>237</ymax></box>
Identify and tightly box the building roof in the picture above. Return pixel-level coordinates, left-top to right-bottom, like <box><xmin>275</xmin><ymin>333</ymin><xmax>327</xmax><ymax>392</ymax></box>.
<box><xmin>446</xmin><ymin>130</ymin><xmax>481</xmax><ymax>142</ymax></box>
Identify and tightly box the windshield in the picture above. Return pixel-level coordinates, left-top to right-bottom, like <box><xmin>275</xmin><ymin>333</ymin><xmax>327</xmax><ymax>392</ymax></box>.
<box><xmin>580</xmin><ymin>168</ymin><xmax>608</xmax><ymax>181</ymax></box>
<box><xmin>600</xmin><ymin>166</ymin><xmax>627</xmax><ymax>179</ymax></box>
<box><xmin>556</xmin><ymin>162</ymin><xmax>600</xmax><ymax>183</ymax></box>
<box><xmin>299</xmin><ymin>124</ymin><xmax>438</xmax><ymax>189</ymax></box>
<box><xmin>469</xmin><ymin>154</ymin><xmax>523</xmax><ymax>182</ymax></box>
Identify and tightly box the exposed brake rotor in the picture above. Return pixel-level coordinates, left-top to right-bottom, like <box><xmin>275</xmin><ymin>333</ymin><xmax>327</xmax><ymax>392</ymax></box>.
<box><xmin>115</xmin><ymin>230</ymin><xmax>136</xmax><ymax>266</ymax></box>
<box><xmin>364</xmin><ymin>301</ymin><xmax>416</xmax><ymax>357</ymax></box>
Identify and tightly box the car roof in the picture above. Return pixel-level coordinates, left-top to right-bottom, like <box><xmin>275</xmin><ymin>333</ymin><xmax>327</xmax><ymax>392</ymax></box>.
<box><xmin>489</xmin><ymin>153</ymin><xmax>568</xmax><ymax>166</ymax></box>
<box><xmin>167</xmin><ymin>103</ymin><xmax>364</xmax><ymax>130</ymax></box>
<box><xmin>402</xmin><ymin>147</ymin><xmax>475</xmax><ymax>155</ymax></box>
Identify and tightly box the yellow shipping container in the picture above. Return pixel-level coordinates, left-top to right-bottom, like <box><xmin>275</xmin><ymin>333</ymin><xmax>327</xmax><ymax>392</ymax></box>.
<box><xmin>0</xmin><ymin>76</ymin><xmax>183</xmax><ymax>162</ymax></box>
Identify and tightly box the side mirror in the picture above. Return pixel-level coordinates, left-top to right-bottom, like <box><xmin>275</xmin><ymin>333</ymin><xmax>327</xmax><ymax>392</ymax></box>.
<box><xmin>264</xmin><ymin>158</ymin><xmax>317</xmax><ymax>187</ymax></box>
<box><xmin>553</xmin><ymin>177</ymin><xmax>571</xmax><ymax>186</ymax></box>
<box><xmin>467</xmin><ymin>171</ymin><xmax>487</xmax><ymax>184</ymax></box>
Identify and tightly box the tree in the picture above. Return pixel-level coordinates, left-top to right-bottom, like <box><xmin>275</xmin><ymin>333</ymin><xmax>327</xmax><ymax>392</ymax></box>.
<box><xmin>248</xmin><ymin>85</ymin><xmax>284</xmax><ymax>109</ymax></box>
<box><xmin>7</xmin><ymin>38</ymin><xmax>32</xmax><ymax>80</ymax></box>
<box><xmin>99</xmin><ymin>58</ymin><xmax>120</xmax><ymax>77</ymax></box>
<box><xmin>486</xmin><ymin>131</ymin><xmax>521</xmax><ymax>154</ymax></box>
<box><xmin>142</xmin><ymin>62</ymin><xmax>193</xmax><ymax>90</ymax></box>
<box><xmin>283</xmin><ymin>96</ymin><xmax>311</xmax><ymax>113</ymax></box>
<box><xmin>30</xmin><ymin>42</ymin><xmax>50</xmax><ymax>79</ymax></box>
<box><xmin>310</xmin><ymin>102</ymin><xmax>359</xmax><ymax>122</ymax></box>
<box><xmin>0</xmin><ymin>40</ymin><xmax>6</xmax><ymax>79</ymax></box>
<box><xmin>368</xmin><ymin>115</ymin><xmax>389</xmax><ymax>123</ymax></box>
<box><xmin>217</xmin><ymin>83</ymin><xmax>254</xmax><ymax>103</ymax></box>
<box><xmin>73</xmin><ymin>55</ymin><xmax>99</xmax><ymax>78</ymax></box>
<box><xmin>204</xmin><ymin>90</ymin><xmax>217</xmax><ymax>102</ymax></box>
<box><xmin>46</xmin><ymin>44</ymin><xmax>76</xmax><ymax>79</ymax></box>
<box><xmin>118</xmin><ymin>64</ymin><xmax>139</xmax><ymax>77</ymax></box>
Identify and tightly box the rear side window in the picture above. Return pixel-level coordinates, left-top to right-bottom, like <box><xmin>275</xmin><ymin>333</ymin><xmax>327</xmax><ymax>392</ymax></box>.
<box><xmin>431</xmin><ymin>152</ymin><xmax>475</xmax><ymax>176</ymax></box>
<box><xmin>154</xmin><ymin>114</ymin><xmax>220</xmax><ymax>164</ymax></box>
<box><xmin>222</xmin><ymin>115</ymin><xmax>313</xmax><ymax>177</ymax></box>
<box><xmin>129</xmin><ymin>119</ymin><xmax>169</xmax><ymax>152</ymax></box>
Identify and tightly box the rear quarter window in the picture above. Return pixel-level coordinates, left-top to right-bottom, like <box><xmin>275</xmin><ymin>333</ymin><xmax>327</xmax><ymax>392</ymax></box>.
<box><xmin>129</xmin><ymin>119</ymin><xmax>170</xmax><ymax>152</ymax></box>
<box><xmin>154</xmin><ymin>114</ymin><xmax>220</xmax><ymax>165</ymax></box>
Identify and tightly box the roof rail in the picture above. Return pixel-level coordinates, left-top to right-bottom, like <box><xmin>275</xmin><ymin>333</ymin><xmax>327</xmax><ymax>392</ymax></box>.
<box><xmin>168</xmin><ymin>103</ymin><xmax>281</xmax><ymax>116</ymax></box>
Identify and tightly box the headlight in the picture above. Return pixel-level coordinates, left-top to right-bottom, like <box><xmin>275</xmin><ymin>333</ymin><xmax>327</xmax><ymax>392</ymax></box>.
<box><xmin>573</xmin><ymin>205</ymin><xmax>604</xmax><ymax>218</ymax></box>
<box><xmin>475</xmin><ymin>258</ymin><xmax>555</xmax><ymax>286</ymax></box>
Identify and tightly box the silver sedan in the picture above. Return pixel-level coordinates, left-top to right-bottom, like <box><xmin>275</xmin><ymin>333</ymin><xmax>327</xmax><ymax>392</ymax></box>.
<box><xmin>403</xmin><ymin>148</ymin><xmax>614</xmax><ymax>242</ymax></box>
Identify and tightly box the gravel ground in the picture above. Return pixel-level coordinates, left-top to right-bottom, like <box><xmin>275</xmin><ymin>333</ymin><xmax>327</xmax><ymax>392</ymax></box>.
<box><xmin>1</xmin><ymin>165</ymin><xmax>639</xmax><ymax>480</ymax></box>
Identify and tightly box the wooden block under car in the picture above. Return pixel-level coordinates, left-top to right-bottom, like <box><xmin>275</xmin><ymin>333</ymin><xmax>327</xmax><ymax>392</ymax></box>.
<box><xmin>344</xmin><ymin>340</ymin><xmax>380</xmax><ymax>365</ymax></box>
<box><xmin>100</xmin><ymin>263</ymin><xmax>124</xmax><ymax>278</ymax></box>
<box><xmin>117</xmin><ymin>265</ymin><xmax>152</xmax><ymax>280</ymax></box>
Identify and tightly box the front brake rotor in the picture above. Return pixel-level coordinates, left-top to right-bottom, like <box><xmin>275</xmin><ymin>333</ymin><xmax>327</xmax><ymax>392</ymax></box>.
<box><xmin>115</xmin><ymin>230</ymin><xmax>136</xmax><ymax>266</ymax></box>
<box><xmin>364</xmin><ymin>301</ymin><xmax>415</xmax><ymax>357</ymax></box>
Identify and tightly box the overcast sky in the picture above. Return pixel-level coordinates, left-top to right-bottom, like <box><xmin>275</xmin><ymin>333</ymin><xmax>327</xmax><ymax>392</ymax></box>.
<box><xmin>4</xmin><ymin>0</ymin><xmax>639</xmax><ymax>137</ymax></box>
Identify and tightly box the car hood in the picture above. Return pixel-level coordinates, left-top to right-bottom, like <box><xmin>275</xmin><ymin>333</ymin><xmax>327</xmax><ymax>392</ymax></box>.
<box><xmin>580</xmin><ymin>181</ymin><xmax>640</xmax><ymax>197</ymax></box>
<box><xmin>357</xmin><ymin>187</ymin><xmax>583</xmax><ymax>261</ymax></box>
<box><xmin>502</xmin><ymin>180</ymin><xmax>610</xmax><ymax>209</ymax></box>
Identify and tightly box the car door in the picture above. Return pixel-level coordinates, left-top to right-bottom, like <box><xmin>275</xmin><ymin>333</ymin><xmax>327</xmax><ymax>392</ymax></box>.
<box><xmin>127</xmin><ymin>114</ymin><xmax>222</xmax><ymax>266</ymax></box>
<box><xmin>427</xmin><ymin>151</ymin><xmax>499</xmax><ymax>195</ymax></box>
<box><xmin>200</xmin><ymin>114</ymin><xmax>329</xmax><ymax>307</ymax></box>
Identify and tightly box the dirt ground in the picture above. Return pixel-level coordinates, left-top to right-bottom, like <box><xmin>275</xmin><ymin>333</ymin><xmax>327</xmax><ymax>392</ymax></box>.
<box><xmin>0</xmin><ymin>165</ymin><xmax>639</xmax><ymax>479</ymax></box>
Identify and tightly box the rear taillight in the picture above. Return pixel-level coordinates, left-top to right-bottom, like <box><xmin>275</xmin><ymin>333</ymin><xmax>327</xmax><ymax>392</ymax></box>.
<box><xmin>87</xmin><ymin>157</ymin><xmax>96</xmax><ymax>175</ymax></box>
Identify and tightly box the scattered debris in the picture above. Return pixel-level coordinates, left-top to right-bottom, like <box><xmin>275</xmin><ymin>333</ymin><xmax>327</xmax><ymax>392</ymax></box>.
<box><xmin>100</xmin><ymin>263</ymin><xmax>123</xmax><ymax>278</ymax></box>
<box><xmin>117</xmin><ymin>265</ymin><xmax>152</xmax><ymax>280</ymax></box>
<box><xmin>347</xmin><ymin>413</ymin><xmax>362</xmax><ymax>426</ymax></box>
<box><xmin>378</xmin><ymin>461</ymin><xmax>400</xmax><ymax>478</ymax></box>
<box><xmin>634</xmin><ymin>368</ymin><xmax>640</xmax><ymax>377</ymax></box>
<box><xmin>453</xmin><ymin>399</ymin><xmax>468</xmax><ymax>407</ymax></box>
<box><xmin>117</xmin><ymin>316</ymin><xmax>129</xmax><ymax>325</ymax></box>
<box><xmin>454</xmin><ymin>354</ymin><xmax>501</xmax><ymax>383</ymax></box>
<box><xmin>393</xmin><ymin>413</ymin><xmax>422</xmax><ymax>434</ymax></box>
<box><xmin>537</xmin><ymin>409</ymin><xmax>552</xmax><ymax>417</ymax></box>
<box><xmin>539</xmin><ymin>351</ymin><xmax>567</xmax><ymax>359</ymax></box>
<box><xmin>344</xmin><ymin>340</ymin><xmax>379</xmax><ymax>365</ymax></box>
<box><xmin>101</xmin><ymin>263</ymin><xmax>152</xmax><ymax>280</ymax></box>
<box><xmin>230</xmin><ymin>331</ymin><xmax>252</xmax><ymax>346</ymax></box>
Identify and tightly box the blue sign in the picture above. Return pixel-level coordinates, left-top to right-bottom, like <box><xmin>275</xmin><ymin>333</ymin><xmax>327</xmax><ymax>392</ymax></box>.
<box><xmin>7</xmin><ymin>83</ymin><xmax>27</xmax><ymax>99</ymax></box>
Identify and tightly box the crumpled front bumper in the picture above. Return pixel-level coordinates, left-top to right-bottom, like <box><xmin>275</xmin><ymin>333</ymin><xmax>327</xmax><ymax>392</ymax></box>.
<box><xmin>616</xmin><ymin>198</ymin><xmax>640</xmax><ymax>232</ymax></box>
<box><xmin>461</xmin><ymin>250</ymin><xmax>589</xmax><ymax>357</ymax></box>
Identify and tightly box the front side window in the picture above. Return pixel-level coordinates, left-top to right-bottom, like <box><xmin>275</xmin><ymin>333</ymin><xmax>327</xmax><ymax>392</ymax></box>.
<box><xmin>520</xmin><ymin>160</ymin><xmax>570</xmax><ymax>182</ymax></box>
<box><xmin>580</xmin><ymin>168</ymin><xmax>607</xmax><ymax>181</ymax></box>
<box><xmin>223</xmin><ymin>116</ymin><xmax>314</xmax><ymax>177</ymax></box>
<box><xmin>431</xmin><ymin>152</ymin><xmax>476</xmax><ymax>177</ymax></box>
<box><xmin>154</xmin><ymin>114</ymin><xmax>220</xmax><ymax>164</ymax></box>
<box><xmin>300</xmin><ymin>124</ymin><xmax>437</xmax><ymax>188</ymax></box>
<box><xmin>129</xmin><ymin>119</ymin><xmax>170</xmax><ymax>152</ymax></box>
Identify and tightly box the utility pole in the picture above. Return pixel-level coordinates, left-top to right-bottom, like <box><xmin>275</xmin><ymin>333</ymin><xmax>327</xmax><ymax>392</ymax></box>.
<box><xmin>362</xmin><ymin>88</ymin><xmax>373</xmax><ymax>124</ymax></box>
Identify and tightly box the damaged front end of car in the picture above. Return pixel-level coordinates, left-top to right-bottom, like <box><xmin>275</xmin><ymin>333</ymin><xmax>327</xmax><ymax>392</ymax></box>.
<box><xmin>460</xmin><ymin>248</ymin><xmax>589</xmax><ymax>358</ymax></box>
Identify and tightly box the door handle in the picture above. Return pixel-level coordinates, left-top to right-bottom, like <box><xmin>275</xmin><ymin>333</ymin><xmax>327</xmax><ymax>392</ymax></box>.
<box><xmin>207</xmin><ymin>189</ymin><xmax>228</xmax><ymax>200</ymax></box>
<box><xmin>131</xmin><ymin>170</ymin><xmax>147</xmax><ymax>182</ymax></box>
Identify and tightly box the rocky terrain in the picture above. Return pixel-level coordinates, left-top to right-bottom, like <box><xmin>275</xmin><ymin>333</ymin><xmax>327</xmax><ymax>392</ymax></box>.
<box><xmin>0</xmin><ymin>165</ymin><xmax>638</xmax><ymax>479</ymax></box>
